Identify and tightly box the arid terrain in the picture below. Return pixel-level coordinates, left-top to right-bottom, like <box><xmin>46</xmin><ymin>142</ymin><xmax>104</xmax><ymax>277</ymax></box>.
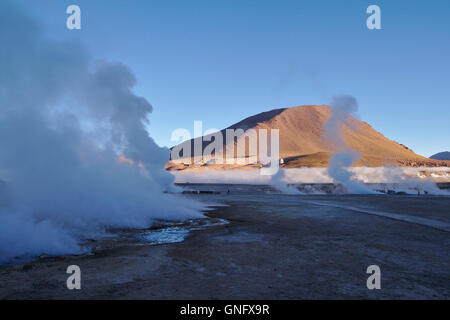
<box><xmin>167</xmin><ymin>105</ymin><xmax>449</xmax><ymax>171</ymax></box>
<box><xmin>1</xmin><ymin>188</ymin><xmax>449</xmax><ymax>299</ymax></box>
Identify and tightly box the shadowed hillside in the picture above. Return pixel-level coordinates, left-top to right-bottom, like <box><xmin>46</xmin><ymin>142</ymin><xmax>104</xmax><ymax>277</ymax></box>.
<box><xmin>430</xmin><ymin>152</ymin><xmax>450</xmax><ymax>161</ymax></box>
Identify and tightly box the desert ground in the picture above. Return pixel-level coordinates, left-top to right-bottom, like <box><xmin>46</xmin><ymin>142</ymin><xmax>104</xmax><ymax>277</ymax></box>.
<box><xmin>0</xmin><ymin>187</ymin><xmax>449</xmax><ymax>299</ymax></box>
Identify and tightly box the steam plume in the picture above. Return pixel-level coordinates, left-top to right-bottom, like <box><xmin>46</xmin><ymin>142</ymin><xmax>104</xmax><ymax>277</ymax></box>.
<box><xmin>324</xmin><ymin>95</ymin><xmax>376</xmax><ymax>194</ymax></box>
<box><xmin>0</xmin><ymin>2</ymin><xmax>202</xmax><ymax>263</ymax></box>
<box><xmin>270</xmin><ymin>170</ymin><xmax>303</xmax><ymax>195</ymax></box>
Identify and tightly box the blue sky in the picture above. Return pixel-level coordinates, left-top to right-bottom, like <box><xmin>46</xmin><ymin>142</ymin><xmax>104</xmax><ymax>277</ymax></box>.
<box><xmin>16</xmin><ymin>0</ymin><xmax>450</xmax><ymax>157</ymax></box>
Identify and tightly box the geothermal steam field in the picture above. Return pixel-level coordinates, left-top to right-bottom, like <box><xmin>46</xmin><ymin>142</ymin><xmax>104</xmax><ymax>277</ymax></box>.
<box><xmin>0</xmin><ymin>184</ymin><xmax>449</xmax><ymax>299</ymax></box>
<box><xmin>0</xmin><ymin>1</ymin><xmax>449</xmax><ymax>302</ymax></box>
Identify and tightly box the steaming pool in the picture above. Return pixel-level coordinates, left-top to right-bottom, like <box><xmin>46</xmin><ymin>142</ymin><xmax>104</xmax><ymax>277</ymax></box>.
<box><xmin>140</xmin><ymin>217</ymin><xmax>229</xmax><ymax>245</ymax></box>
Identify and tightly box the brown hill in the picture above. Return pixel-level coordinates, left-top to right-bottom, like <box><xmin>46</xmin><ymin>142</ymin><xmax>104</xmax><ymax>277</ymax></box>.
<box><xmin>167</xmin><ymin>105</ymin><xmax>449</xmax><ymax>170</ymax></box>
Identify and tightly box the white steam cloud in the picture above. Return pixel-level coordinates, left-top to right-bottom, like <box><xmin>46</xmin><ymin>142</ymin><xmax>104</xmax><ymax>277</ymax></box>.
<box><xmin>270</xmin><ymin>170</ymin><xmax>303</xmax><ymax>195</ymax></box>
<box><xmin>0</xmin><ymin>3</ymin><xmax>203</xmax><ymax>263</ymax></box>
<box><xmin>323</xmin><ymin>95</ymin><xmax>377</xmax><ymax>194</ymax></box>
<box><xmin>172</xmin><ymin>168</ymin><xmax>449</xmax><ymax>195</ymax></box>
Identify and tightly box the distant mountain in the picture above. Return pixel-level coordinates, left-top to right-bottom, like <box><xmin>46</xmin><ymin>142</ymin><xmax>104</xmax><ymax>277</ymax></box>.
<box><xmin>168</xmin><ymin>105</ymin><xmax>449</xmax><ymax>170</ymax></box>
<box><xmin>430</xmin><ymin>151</ymin><xmax>450</xmax><ymax>160</ymax></box>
